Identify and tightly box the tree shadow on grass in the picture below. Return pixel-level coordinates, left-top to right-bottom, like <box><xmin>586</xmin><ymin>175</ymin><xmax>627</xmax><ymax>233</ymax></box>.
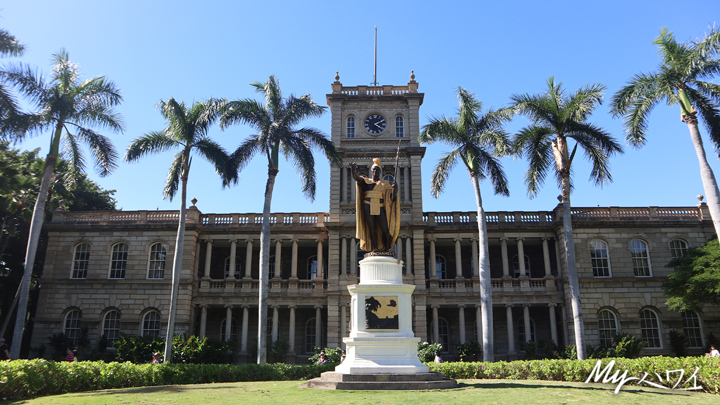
<box><xmin>458</xmin><ymin>381</ymin><xmax>698</xmax><ymax>397</ymax></box>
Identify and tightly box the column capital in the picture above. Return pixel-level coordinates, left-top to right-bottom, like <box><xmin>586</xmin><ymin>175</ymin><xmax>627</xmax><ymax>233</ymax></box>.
<box><xmin>229</xmin><ymin>238</ymin><xmax>238</xmax><ymax>244</ymax></box>
<box><xmin>314</xmin><ymin>305</ymin><xmax>324</xmax><ymax>309</ymax></box>
<box><xmin>206</xmin><ymin>238</ymin><xmax>214</xmax><ymax>244</ymax></box>
<box><xmin>315</xmin><ymin>237</ymin><xmax>326</xmax><ymax>243</ymax></box>
<box><xmin>242</xmin><ymin>304</ymin><xmax>251</xmax><ymax>309</ymax></box>
<box><xmin>499</xmin><ymin>236</ymin><xmax>508</xmax><ymax>242</ymax></box>
<box><xmin>288</xmin><ymin>304</ymin><xmax>297</xmax><ymax>309</ymax></box>
<box><xmin>428</xmin><ymin>237</ymin><xmax>437</xmax><ymax>242</ymax></box>
<box><xmin>453</xmin><ymin>237</ymin><xmax>463</xmax><ymax>242</ymax></box>
<box><xmin>274</xmin><ymin>239</ymin><xmax>283</xmax><ymax>244</ymax></box>
<box><xmin>505</xmin><ymin>304</ymin><xmax>514</xmax><ymax>308</ymax></box>
<box><xmin>245</xmin><ymin>238</ymin><xmax>254</xmax><ymax>243</ymax></box>
<box><xmin>431</xmin><ymin>304</ymin><xmax>440</xmax><ymax>309</ymax></box>
<box><xmin>271</xmin><ymin>305</ymin><xmax>280</xmax><ymax>310</ymax></box>
<box><xmin>224</xmin><ymin>304</ymin><xmax>233</xmax><ymax>309</ymax></box>
<box><xmin>522</xmin><ymin>304</ymin><xmax>531</xmax><ymax>308</ymax></box>
<box><xmin>291</xmin><ymin>238</ymin><xmax>299</xmax><ymax>243</ymax></box>
<box><xmin>516</xmin><ymin>237</ymin><xmax>525</xmax><ymax>242</ymax></box>
<box><xmin>470</xmin><ymin>237</ymin><xmax>479</xmax><ymax>242</ymax></box>
<box><xmin>548</xmin><ymin>303</ymin><xmax>558</xmax><ymax>308</ymax></box>
<box><xmin>541</xmin><ymin>237</ymin><xmax>554</xmax><ymax>242</ymax></box>
<box><xmin>198</xmin><ymin>304</ymin><xmax>209</xmax><ymax>309</ymax></box>
<box><xmin>475</xmin><ymin>304</ymin><xmax>482</xmax><ymax>309</ymax></box>
<box><xmin>457</xmin><ymin>304</ymin><xmax>466</xmax><ymax>309</ymax></box>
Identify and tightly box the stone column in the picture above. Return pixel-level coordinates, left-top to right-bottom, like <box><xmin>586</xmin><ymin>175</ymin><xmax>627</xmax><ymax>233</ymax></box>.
<box><xmin>458</xmin><ymin>305</ymin><xmax>466</xmax><ymax>344</ymax></box>
<box><xmin>241</xmin><ymin>306</ymin><xmax>249</xmax><ymax>352</ymax></box>
<box><xmin>542</xmin><ymin>237</ymin><xmax>552</xmax><ymax>277</ymax></box>
<box><xmin>340</xmin><ymin>237</ymin><xmax>347</xmax><ymax>276</ymax></box>
<box><xmin>506</xmin><ymin>305</ymin><xmax>515</xmax><ymax>354</ymax></box>
<box><xmin>475</xmin><ymin>304</ymin><xmax>482</xmax><ymax>342</ymax></box>
<box><xmin>500</xmin><ymin>237</ymin><xmax>510</xmax><ymax>278</ymax></box>
<box><xmin>517</xmin><ymin>237</ymin><xmax>527</xmax><ymax>277</ymax></box>
<box><xmin>273</xmin><ymin>239</ymin><xmax>282</xmax><ymax>279</ymax></box>
<box><xmin>244</xmin><ymin>239</ymin><xmax>253</xmax><ymax>279</ymax></box>
<box><xmin>204</xmin><ymin>239</ymin><xmax>213</xmax><ymax>279</ymax></box>
<box><xmin>199</xmin><ymin>304</ymin><xmax>208</xmax><ymax>338</ymax></box>
<box><xmin>523</xmin><ymin>305</ymin><xmax>531</xmax><ymax>343</ymax></box>
<box><xmin>290</xmin><ymin>239</ymin><xmax>299</xmax><ymax>279</ymax></box>
<box><xmin>340</xmin><ymin>304</ymin><xmax>347</xmax><ymax>349</ymax></box>
<box><xmin>288</xmin><ymin>305</ymin><xmax>296</xmax><ymax>354</ymax></box>
<box><xmin>554</xmin><ymin>239</ymin><xmax>562</xmax><ymax>277</ymax></box>
<box><xmin>432</xmin><ymin>305</ymin><xmax>440</xmax><ymax>344</ymax></box>
<box><xmin>341</xmin><ymin>166</ymin><xmax>347</xmax><ymax>203</ymax></box>
<box><xmin>271</xmin><ymin>306</ymin><xmax>279</xmax><ymax>342</ymax></box>
<box><xmin>429</xmin><ymin>237</ymin><xmax>437</xmax><ymax>279</ymax></box>
<box><xmin>316</xmin><ymin>238</ymin><xmax>324</xmax><ymax>280</ymax></box>
<box><xmin>350</xmin><ymin>237</ymin><xmax>358</xmax><ymax>276</ymax></box>
<box><xmin>315</xmin><ymin>305</ymin><xmax>323</xmax><ymax>348</ymax></box>
<box><xmin>560</xmin><ymin>304</ymin><xmax>569</xmax><ymax>346</ymax></box>
<box><xmin>224</xmin><ymin>305</ymin><xmax>233</xmax><ymax>342</ymax></box>
<box><xmin>549</xmin><ymin>303</ymin><xmax>558</xmax><ymax>345</ymax></box>
<box><xmin>471</xmin><ymin>238</ymin><xmax>479</xmax><ymax>278</ymax></box>
<box><xmin>405</xmin><ymin>236</ymin><xmax>413</xmax><ymax>275</ymax></box>
<box><xmin>228</xmin><ymin>239</ymin><xmax>237</xmax><ymax>279</ymax></box>
<box><xmin>454</xmin><ymin>238</ymin><xmax>463</xmax><ymax>278</ymax></box>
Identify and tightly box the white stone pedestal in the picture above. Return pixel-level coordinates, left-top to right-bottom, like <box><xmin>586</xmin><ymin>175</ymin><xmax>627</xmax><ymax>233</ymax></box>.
<box><xmin>335</xmin><ymin>256</ymin><xmax>428</xmax><ymax>374</ymax></box>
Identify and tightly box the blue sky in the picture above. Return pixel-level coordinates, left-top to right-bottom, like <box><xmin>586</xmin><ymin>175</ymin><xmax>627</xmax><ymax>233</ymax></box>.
<box><xmin>3</xmin><ymin>1</ymin><xmax>720</xmax><ymax>214</ymax></box>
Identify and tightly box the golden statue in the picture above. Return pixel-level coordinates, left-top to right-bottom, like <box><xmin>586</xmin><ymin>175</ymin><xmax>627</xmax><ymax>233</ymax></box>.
<box><xmin>350</xmin><ymin>158</ymin><xmax>401</xmax><ymax>253</ymax></box>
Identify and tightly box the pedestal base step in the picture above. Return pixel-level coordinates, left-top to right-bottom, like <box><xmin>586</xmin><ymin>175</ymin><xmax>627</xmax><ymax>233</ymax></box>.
<box><xmin>303</xmin><ymin>372</ymin><xmax>458</xmax><ymax>390</ymax></box>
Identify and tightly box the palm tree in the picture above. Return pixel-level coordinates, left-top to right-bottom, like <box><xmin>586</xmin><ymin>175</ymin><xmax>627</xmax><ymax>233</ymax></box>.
<box><xmin>126</xmin><ymin>98</ymin><xmax>228</xmax><ymax>363</ymax></box>
<box><xmin>611</xmin><ymin>27</ymin><xmax>720</xmax><ymax>237</ymax></box>
<box><xmin>0</xmin><ymin>28</ymin><xmax>30</xmax><ymax>140</ymax></box>
<box><xmin>419</xmin><ymin>87</ymin><xmax>512</xmax><ymax>362</ymax></box>
<box><xmin>511</xmin><ymin>77</ymin><xmax>623</xmax><ymax>360</ymax></box>
<box><xmin>1</xmin><ymin>50</ymin><xmax>124</xmax><ymax>359</ymax></box>
<box><xmin>221</xmin><ymin>75</ymin><xmax>341</xmax><ymax>364</ymax></box>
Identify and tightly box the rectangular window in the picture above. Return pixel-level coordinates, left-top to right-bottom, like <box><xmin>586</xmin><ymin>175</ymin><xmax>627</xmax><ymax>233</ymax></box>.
<box><xmin>589</xmin><ymin>240</ymin><xmax>610</xmax><ymax>277</ymax></box>
<box><xmin>72</xmin><ymin>244</ymin><xmax>91</xmax><ymax>279</ymax></box>
<box><xmin>109</xmin><ymin>243</ymin><xmax>128</xmax><ymax>279</ymax></box>
<box><xmin>630</xmin><ymin>240</ymin><xmax>651</xmax><ymax>277</ymax></box>
<box><xmin>148</xmin><ymin>243</ymin><xmax>166</xmax><ymax>279</ymax></box>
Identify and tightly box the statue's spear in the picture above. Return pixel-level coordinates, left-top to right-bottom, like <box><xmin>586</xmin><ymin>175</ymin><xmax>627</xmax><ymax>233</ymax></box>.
<box><xmin>393</xmin><ymin>139</ymin><xmax>401</xmax><ymax>187</ymax></box>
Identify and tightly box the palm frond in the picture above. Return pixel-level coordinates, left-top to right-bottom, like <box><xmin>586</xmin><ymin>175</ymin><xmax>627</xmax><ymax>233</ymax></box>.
<box><xmin>74</xmin><ymin>102</ymin><xmax>125</xmax><ymax>133</ymax></box>
<box><xmin>512</xmin><ymin>125</ymin><xmax>555</xmax><ymax>198</ymax></box>
<box><xmin>472</xmin><ymin>145</ymin><xmax>510</xmax><ymax>196</ymax></box>
<box><xmin>194</xmin><ymin>139</ymin><xmax>229</xmax><ymax>177</ymax></box>
<box><xmin>72</xmin><ymin>125</ymin><xmax>119</xmax><ymax>177</ymax></box>
<box><xmin>292</xmin><ymin>127</ymin><xmax>342</xmax><ymax>168</ymax></box>
<box><xmin>163</xmin><ymin>151</ymin><xmax>184</xmax><ymax>201</ymax></box>
<box><xmin>282</xmin><ymin>136</ymin><xmax>317</xmax><ymax>201</ymax></box>
<box><xmin>252</xmin><ymin>75</ymin><xmax>282</xmax><ymax>120</ymax></box>
<box><xmin>685</xmin><ymin>87</ymin><xmax>720</xmax><ymax>150</ymax></box>
<box><xmin>565</xmin><ymin>82</ymin><xmax>606</xmax><ymax>123</ymax></box>
<box><xmin>568</xmin><ymin>124</ymin><xmax>622</xmax><ymax>187</ymax></box>
<box><xmin>0</xmin><ymin>29</ymin><xmax>26</xmax><ymax>57</ymax></box>
<box><xmin>61</xmin><ymin>129</ymin><xmax>86</xmax><ymax>179</ymax></box>
<box><xmin>281</xmin><ymin>94</ymin><xmax>326</xmax><ymax>127</ymax></box>
<box><xmin>430</xmin><ymin>148</ymin><xmax>461</xmax><ymax>198</ymax></box>
<box><xmin>225</xmin><ymin>135</ymin><xmax>264</xmax><ymax>186</ymax></box>
<box><xmin>125</xmin><ymin>131</ymin><xmax>178</xmax><ymax>162</ymax></box>
<box><xmin>420</xmin><ymin>117</ymin><xmax>463</xmax><ymax>145</ymax></box>
<box><xmin>220</xmin><ymin>99</ymin><xmax>270</xmax><ymax>130</ymax></box>
<box><xmin>0</xmin><ymin>62</ymin><xmax>49</xmax><ymax>106</ymax></box>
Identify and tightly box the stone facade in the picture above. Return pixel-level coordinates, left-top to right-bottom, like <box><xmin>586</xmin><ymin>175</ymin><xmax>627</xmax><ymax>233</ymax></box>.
<box><xmin>31</xmin><ymin>76</ymin><xmax>719</xmax><ymax>361</ymax></box>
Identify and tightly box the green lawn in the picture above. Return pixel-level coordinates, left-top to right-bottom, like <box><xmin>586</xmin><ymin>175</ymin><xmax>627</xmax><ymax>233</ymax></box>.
<box><xmin>6</xmin><ymin>379</ymin><xmax>716</xmax><ymax>405</ymax></box>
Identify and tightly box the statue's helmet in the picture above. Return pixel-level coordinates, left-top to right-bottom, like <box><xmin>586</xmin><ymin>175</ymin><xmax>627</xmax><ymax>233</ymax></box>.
<box><xmin>371</xmin><ymin>158</ymin><xmax>381</xmax><ymax>170</ymax></box>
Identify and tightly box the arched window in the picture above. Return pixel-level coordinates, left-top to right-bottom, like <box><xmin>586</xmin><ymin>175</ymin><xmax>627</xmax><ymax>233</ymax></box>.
<box><xmin>517</xmin><ymin>317</ymin><xmax>536</xmax><ymax>344</ymax></box>
<box><xmin>109</xmin><ymin>243</ymin><xmax>128</xmax><ymax>279</ymax></box>
<box><xmin>224</xmin><ymin>256</ymin><xmax>241</xmax><ymax>279</ymax></box>
<box><xmin>670</xmin><ymin>239</ymin><xmax>689</xmax><ymax>259</ymax></box>
<box><xmin>147</xmin><ymin>243</ymin><xmax>167</xmax><ymax>279</ymax></box>
<box><xmin>305</xmin><ymin>317</ymin><xmax>323</xmax><ymax>353</ymax></box>
<box><xmin>589</xmin><ymin>239</ymin><xmax>611</xmax><ymax>277</ymax></box>
<box><xmin>395</xmin><ymin>116</ymin><xmax>404</xmax><ymax>138</ymax></box>
<box><xmin>64</xmin><ymin>309</ymin><xmax>82</xmax><ymax>344</ymax></box>
<box><xmin>512</xmin><ymin>254</ymin><xmax>530</xmax><ymax>278</ymax></box>
<box><xmin>220</xmin><ymin>318</ymin><xmax>239</xmax><ymax>341</ymax></box>
<box><xmin>435</xmin><ymin>255</ymin><xmax>446</xmax><ymax>279</ymax></box>
<box><xmin>72</xmin><ymin>243</ymin><xmax>91</xmax><ymax>279</ymax></box>
<box><xmin>102</xmin><ymin>310</ymin><xmax>121</xmax><ymax>343</ymax></box>
<box><xmin>597</xmin><ymin>310</ymin><xmax>619</xmax><ymax>347</ymax></box>
<box><xmin>307</xmin><ymin>255</ymin><xmax>324</xmax><ymax>280</ymax></box>
<box><xmin>346</xmin><ymin>117</ymin><xmax>355</xmax><ymax>138</ymax></box>
<box><xmin>383</xmin><ymin>174</ymin><xmax>394</xmax><ymax>184</ymax></box>
<box><xmin>682</xmin><ymin>311</ymin><xmax>704</xmax><ymax>348</ymax></box>
<box><xmin>640</xmin><ymin>309</ymin><xmax>661</xmax><ymax>348</ymax></box>
<box><xmin>142</xmin><ymin>311</ymin><xmax>161</xmax><ymax>337</ymax></box>
<box><xmin>430</xmin><ymin>317</ymin><xmax>450</xmax><ymax>351</ymax></box>
<box><xmin>630</xmin><ymin>239</ymin><xmax>652</xmax><ymax>277</ymax></box>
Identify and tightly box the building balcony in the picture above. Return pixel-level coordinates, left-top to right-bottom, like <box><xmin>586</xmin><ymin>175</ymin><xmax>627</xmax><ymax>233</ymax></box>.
<box><xmin>197</xmin><ymin>278</ymin><xmax>327</xmax><ymax>294</ymax></box>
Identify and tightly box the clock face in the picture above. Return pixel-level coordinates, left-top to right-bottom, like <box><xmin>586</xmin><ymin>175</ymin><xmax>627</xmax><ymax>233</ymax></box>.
<box><xmin>364</xmin><ymin>114</ymin><xmax>387</xmax><ymax>135</ymax></box>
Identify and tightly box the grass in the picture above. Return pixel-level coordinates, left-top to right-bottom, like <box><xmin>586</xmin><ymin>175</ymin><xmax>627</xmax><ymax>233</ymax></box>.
<box><xmin>5</xmin><ymin>379</ymin><xmax>716</xmax><ymax>405</ymax></box>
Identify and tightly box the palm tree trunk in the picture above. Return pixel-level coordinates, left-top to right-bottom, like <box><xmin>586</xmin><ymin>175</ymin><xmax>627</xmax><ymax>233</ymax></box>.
<box><xmin>9</xmin><ymin>153</ymin><xmax>57</xmax><ymax>359</ymax></box>
<box><xmin>257</xmin><ymin>168</ymin><xmax>277</xmax><ymax>364</ymax></box>
<box><xmin>163</xmin><ymin>174</ymin><xmax>188</xmax><ymax>363</ymax></box>
<box><xmin>561</xmin><ymin>177</ymin><xmax>586</xmax><ymax>360</ymax></box>
<box><xmin>685</xmin><ymin>115</ymin><xmax>720</xmax><ymax>238</ymax></box>
<box><xmin>471</xmin><ymin>175</ymin><xmax>494</xmax><ymax>362</ymax></box>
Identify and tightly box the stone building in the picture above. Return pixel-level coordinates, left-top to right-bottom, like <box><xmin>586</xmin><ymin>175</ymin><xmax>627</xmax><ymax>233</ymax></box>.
<box><xmin>31</xmin><ymin>74</ymin><xmax>719</xmax><ymax>361</ymax></box>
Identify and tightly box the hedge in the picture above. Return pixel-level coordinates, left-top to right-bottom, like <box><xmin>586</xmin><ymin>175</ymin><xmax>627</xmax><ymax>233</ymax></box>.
<box><xmin>0</xmin><ymin>360</ymin><xmax>335</xmax><ymax>400</ymax></box>
<box><xmin>1</xmin><ymin>357</ymin><xmax>718</xmax><ymax>400</ymax></box>
<box><xmin>427</xmin><ymin>356</ymin><xmax>720</xmax><ymax>394</ymax></box>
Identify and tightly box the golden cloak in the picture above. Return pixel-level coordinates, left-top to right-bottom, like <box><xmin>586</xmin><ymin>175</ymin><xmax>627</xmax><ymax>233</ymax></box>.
<box><xmin>355</xmin><ymin>177</ymin><xmax>401</xmax><ymax>252</ymax></box>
